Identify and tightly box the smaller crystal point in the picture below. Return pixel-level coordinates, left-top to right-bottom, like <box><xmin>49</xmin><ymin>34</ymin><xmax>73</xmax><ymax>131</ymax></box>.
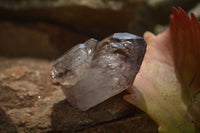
<box><xmin>112</xmin><ymin>32</ymin><xmax>142</xmax><ymax>40</ymax></box>
<box><xmin>51</xmin><ymin>33</ymin><xmax>146</xmax><ymax>111</ymax></box>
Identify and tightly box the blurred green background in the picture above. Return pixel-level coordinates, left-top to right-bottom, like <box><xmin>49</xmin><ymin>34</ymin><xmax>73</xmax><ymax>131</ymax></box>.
<box><xmin>0</xmin><ymin>0</ymin><xmax>199</xmax><ymax>59</ymax></box>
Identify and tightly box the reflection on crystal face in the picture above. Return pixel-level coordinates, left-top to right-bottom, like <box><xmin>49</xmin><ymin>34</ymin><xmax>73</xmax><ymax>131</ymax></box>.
<box><xmin>112</xmin><ymin>33</ymin><xmax>142</xmax><ymax>40</ymax></box>
<box><xmin>51</xmin><ymin>33</ymin><xmax>146</xmax><ymax>111</ymax></box>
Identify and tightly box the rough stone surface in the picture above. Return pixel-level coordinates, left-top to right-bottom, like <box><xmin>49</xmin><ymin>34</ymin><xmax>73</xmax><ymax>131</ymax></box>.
<box><xmin>77</xmin><ymin>115</ymin><xmax>158</xmax><ymax>133</ymax></box>
<box><xmin>0</xmin><ymin>57</ymin><xmax>157</xmax><ymax>132</ymax></box>
<box><xmin>51</xmin><ymin>33</ymin><xmax>146</xmax><ymax>111</ymax></box>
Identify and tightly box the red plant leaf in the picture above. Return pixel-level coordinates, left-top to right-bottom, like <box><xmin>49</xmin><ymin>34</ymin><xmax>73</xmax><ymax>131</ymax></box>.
<box><xmin>170</xmin><ymin>7</ymin><xmax>200</xmax><ymax>129</ymax></box>
<box><xmin>171</xmin><ymin>7</ymin><xmax>200</xmax><ymax>93</ymax></box>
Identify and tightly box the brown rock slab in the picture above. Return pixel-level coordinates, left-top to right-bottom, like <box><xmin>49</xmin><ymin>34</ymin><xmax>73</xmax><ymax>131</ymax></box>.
<box><xmin>0</xmin><ymin>57</ymin><xmax>157</xmax><ymax>132</ymax></box>
<box><xmin>0</xmin><ymin>0</ymin><xmax>198</xmax><ymax>59</ymax></box>
<box><xmin>0</xmin><ymin>21</ymin><xmax>89</xmax><ymax>59</ymax></box>
<box><xmin>0</xmin><ymin>0</ymin><xmax>198</xmax><ymax>38</ymax></box>
<box><xmin>0</xmin><ymin>108</ymin><xmax>17</xmax><ymax>133</ymax></box>
<box><xmin>80</xmin><ymin>115</ymin><xmax>158</xmax><ymax>133</ymax></box>
<box><xmin>0</xmin><ymin>57</ymin><xmax>65</xmax><ymax>132</ymax></box>
<box><xmin>0</xmin><ymin>0</ymin><xmax>145</xmax><ymax>36</ymax></box>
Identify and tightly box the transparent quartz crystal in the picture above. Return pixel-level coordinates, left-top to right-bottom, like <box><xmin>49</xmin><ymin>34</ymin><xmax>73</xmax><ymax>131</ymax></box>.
<box><xmin>51</xmin><ymin>33</ymin><xmax>146</xmax><ymax>111</ymax></box>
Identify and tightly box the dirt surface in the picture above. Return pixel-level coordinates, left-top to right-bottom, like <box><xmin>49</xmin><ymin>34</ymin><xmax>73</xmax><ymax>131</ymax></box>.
<box><xmin>0</xmin><ymin>57</ymin><xmax>158</xmax><ymax>132</ymax></box>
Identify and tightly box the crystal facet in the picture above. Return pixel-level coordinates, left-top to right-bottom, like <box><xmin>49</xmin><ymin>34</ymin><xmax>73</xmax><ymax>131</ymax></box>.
<box><xmin>51</xmin><ymin>33</ymin><xmax>146</xmax><ymax>111</ymax></box>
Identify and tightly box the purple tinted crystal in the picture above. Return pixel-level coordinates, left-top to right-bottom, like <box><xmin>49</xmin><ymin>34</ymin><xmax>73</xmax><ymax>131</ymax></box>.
<box><xmin>51</xmin><ymin>33</ymin><xmax>146</xmax><ymax>111</ymax></box>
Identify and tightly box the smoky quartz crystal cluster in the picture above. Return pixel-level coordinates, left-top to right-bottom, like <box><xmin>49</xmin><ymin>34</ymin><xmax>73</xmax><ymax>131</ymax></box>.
<box><xmin>51</xmin><ymin>33</ymin><xmax>146</xmax><ymax>111</ymax></box>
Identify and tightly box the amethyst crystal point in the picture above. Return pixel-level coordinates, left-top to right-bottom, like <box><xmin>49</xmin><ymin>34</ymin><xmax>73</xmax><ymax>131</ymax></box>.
<box><xmin>51</xmin><ymin>33</ymin><xmax>146</xmax><ymax>111</ymax></box>
<box><xmin>51</xmin><ymin>38</ymin><xmax>98</xmax><ymax>87</ymax></box>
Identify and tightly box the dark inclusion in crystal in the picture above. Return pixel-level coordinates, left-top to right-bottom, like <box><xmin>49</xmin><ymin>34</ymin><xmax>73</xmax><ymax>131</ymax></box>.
<box><xmin>51</xmin><ymin>33</ymin><xmax>146</xmax><ymax>111</ymax></box>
